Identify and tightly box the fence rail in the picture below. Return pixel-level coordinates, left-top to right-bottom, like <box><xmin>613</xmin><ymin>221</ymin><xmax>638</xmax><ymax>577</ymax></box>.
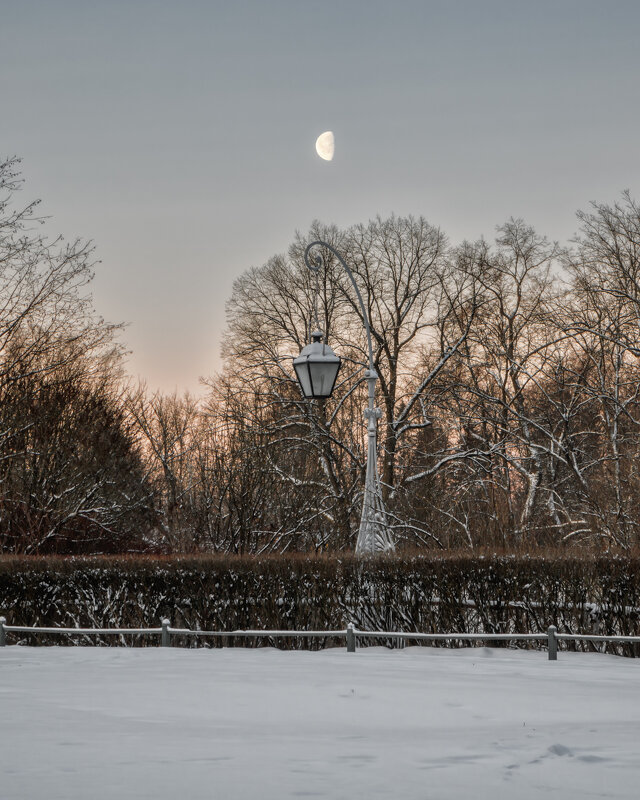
<box><xmin>3</xmin><ymin>616</ymin><xmax>640</xmax><ymax>659</ymax></box>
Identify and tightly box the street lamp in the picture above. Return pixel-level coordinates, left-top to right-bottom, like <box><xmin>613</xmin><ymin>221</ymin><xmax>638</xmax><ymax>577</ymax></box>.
<box><xmin>293</xmin><ymin>330</ymin><xmax>341</xmax><ymax>399</ymax></box>
<box><xmin>294</xmin><ymin>240</ymin><xmax>395</xmax><ymax>556</ymax></box>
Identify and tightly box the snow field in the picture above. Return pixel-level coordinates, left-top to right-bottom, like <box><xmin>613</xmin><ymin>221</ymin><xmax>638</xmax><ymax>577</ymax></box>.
<box><xmin>1</xmin><ymin>645</ymin><xmax>639</xmax><ymax>799</ymax></box>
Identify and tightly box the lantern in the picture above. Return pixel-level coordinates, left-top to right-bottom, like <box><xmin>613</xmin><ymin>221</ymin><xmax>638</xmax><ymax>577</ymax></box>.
<box><xmin>293</xmin><ymin>331</ymin><xmax>341</xmax><ymax>399</ymax></box>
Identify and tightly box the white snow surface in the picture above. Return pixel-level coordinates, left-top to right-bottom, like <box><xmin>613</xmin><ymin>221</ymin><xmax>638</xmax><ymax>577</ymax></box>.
<box><xmin>1</xmin><ymin>645</ymin><xmax>639</xmax><ymax>799</ymax></box>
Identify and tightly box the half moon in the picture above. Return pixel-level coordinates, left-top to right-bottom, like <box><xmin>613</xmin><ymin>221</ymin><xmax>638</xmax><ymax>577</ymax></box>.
<box><xmin>315</xmin><ymin>131</ymin><xmax>334</xmax><ymax>161</ymax></box>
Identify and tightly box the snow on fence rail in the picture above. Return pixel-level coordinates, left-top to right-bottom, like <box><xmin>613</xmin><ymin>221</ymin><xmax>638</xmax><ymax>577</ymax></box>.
<box><xmin>2</xmin><ymin>616</ymin><xmax>640</xmax><ymax>660</ymax></box>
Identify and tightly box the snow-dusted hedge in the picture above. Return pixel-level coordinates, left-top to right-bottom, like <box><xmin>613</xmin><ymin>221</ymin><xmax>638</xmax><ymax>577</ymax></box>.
<box><xmin>1</xmin><ymin>554</ymin><xmax>639</xmax><ymax>653</ymax></box>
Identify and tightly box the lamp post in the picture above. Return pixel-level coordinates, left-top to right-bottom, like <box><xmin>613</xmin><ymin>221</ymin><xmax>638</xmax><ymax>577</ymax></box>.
<box><xmin>293</xmin><ymin>240</ymin><xmax>394</xmax><ymax>555</ymax></box>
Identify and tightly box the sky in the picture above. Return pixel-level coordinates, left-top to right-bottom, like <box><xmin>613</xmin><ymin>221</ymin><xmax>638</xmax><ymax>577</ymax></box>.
<box><xmin>2</xmin><ymin>0</ymin><xmax>640</xmax><ymax>395</ymax></box>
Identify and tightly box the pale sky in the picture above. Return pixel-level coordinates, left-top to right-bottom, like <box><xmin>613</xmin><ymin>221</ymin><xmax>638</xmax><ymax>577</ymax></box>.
<box><xmin>2</xmin><ymin>0</ymin><xmax>640</xmax><ymax>394</ymax></box>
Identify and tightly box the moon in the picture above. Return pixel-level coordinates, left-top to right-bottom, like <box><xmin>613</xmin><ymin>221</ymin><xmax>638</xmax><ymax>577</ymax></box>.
<box><xmin>315</xmin><ymin>131</ymin><xmax>334</xmax><ymax>161</ymax></box>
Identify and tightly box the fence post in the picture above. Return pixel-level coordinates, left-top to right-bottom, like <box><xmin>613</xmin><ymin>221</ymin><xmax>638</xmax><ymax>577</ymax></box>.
<box><xmin>0</xmin><ymin>617</ymin><xmax>6</xmax><ymax>647</ymax></box>
<box><xmin>161</xmin><ymin>618</ymin><xmax>171</xmax><ymax>648</ymax></box>
<box><xmin>547</xmin><ymin>625</ymin><xmax>557</xmax><ymax>661</ymax></box>
<box><xmin>346</xmin><ymin>623</ymin><xmax>356</xmax><ymax>653</ymax></box>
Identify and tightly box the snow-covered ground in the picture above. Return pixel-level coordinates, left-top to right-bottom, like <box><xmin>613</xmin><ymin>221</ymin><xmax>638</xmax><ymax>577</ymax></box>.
<box><xmin>1</xmin><ymin>645</ymin><xmax>639</xmax><ymax>799</ymax></box>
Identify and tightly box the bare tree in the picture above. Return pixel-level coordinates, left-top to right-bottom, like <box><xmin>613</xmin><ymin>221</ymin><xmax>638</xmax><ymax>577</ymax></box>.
<box><xmin>127</xmin><ymin>388</ymin><xmax>204</xmax><ymax>551</ymax></box>
<box><xmin>218</xmin><ymin>216</ymin><xmax>481</xmax><ymax>550</ymax></box>
<box><xmin>0</xmin><ymin>157</ymin><xmax>149</xmax><ymax>554</ymax></box>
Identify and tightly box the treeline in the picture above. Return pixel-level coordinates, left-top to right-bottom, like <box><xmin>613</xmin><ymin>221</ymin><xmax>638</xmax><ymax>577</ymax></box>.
<box><xmin>4</xmin><ymin>155</ymin><xmax>640</xmax><ymax>554</ymax></box>
<box><xmin>192</xmin><ymin>198</ymin><xmax>640</xmax><ymax>553</ymax></box>
<box><xmin>0</xmin><ymin>158</ymin><xmax>152</xmax><ymax>554</ymax></box>
<box><xmin>1</xmin><ymin>554</ymin><xmax>638</xmax><ymax>653</ymax></box>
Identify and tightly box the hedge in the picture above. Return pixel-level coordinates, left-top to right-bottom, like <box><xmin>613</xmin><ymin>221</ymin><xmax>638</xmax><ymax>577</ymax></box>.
<box><xmin>1</xmin><ymin>553</ymin><xmax>638</xmax><ymax>654</ymax></box>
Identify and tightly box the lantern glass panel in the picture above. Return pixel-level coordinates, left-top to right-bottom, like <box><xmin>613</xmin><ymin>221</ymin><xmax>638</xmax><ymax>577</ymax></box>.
<box><xmin>293</xmin><ymin>361</ymin><xmax>313</xmax><ymax>397</ymax></box>
<box><xmin>309</xmin><ymin>359</ymin><xmax>340</xmax><ymax>397</ymax></box>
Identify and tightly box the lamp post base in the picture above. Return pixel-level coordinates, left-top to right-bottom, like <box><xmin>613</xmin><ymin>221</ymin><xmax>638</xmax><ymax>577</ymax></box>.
<box><xmin>355</xmin><ymin>403</ymin><xmax>394</xmax><ymax>556</ymax></box>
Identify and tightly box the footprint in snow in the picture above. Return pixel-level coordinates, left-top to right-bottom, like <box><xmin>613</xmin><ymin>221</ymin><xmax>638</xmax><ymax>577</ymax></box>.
<box><xmin>548</xmin><ymin>744</ymin><xmax>573</xmax><ymax>757</ymax></box>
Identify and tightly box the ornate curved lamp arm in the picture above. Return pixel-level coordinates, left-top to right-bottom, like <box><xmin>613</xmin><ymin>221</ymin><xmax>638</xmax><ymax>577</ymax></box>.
<box><xmin>304</xmin><ymin>240</ymin><xmax>376</xmax><ymax>376</ymax></box>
